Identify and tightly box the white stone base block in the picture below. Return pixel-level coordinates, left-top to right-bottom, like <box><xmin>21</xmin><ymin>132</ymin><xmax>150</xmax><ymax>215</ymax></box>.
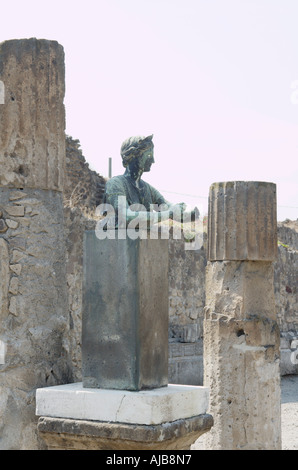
<box><xmin>36</xmin><ymin>383</ymin><xmax>209</xmax><ymax>426</ymax></box>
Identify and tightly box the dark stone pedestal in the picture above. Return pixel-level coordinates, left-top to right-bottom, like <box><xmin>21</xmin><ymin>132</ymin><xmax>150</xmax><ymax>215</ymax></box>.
<box><xmin>82</xmin><ymin>231</ymin><xmax>169</xmax><ymax>390</ymax></box>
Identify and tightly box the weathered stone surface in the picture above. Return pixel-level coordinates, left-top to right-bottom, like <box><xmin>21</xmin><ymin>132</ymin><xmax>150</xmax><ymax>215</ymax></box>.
<box><xmin>0</xmin><ymin>340</ymin><xmax>6</xmax><ymax>364</ymax></box>
<box><xmin>82</xmin><ymin>231</ymin><xmax>169</xmax><ymax>390</ymax></box>
<box><xmin>11</xmin><ymin>249</ymin><xmax>24</xmax><ymax>264</ymax></box>
<box><xmin>4</xmin><ymin>205</ymin><xmax>25</xmax><ymax>217</ymax></box>
<box><xmin>0</xmin><ymin>238</ymin><xmax>9</xmax><ymax>318</ymax></box>
<box><xmin>274</xmin><ymin>224</ymin><xmax>298</xmax><ymax>334</ymax></box>
<box><xmin>204</xmin><ymin>308</ymin><xmax>281</xmax><ymax>450</ymax></box>
<box><xmin>168</xmin><ymin>234</ymin><xmax>206</xmax><ymax>342</ymax></box>
<box><xmin>0</xmin><ymin>38</ymin><xmax>65</xmax><ymax>191</ymax></box>
<box><xmin>208</xmin><ymin>181</ymin><xmax>277</xmax><ymax>261</ymax></box>
<box><xmin>0</xmin><ymin>219</ymin><xmax>7</xmax><ymax>233</ymax></box>
<box><xmin>205</xmin><ymin>260</ymin><xmax>276</xmax><ymax>320</ymax></box>
<box><xmin>9</xmin><ymin>264</ymin><xmax>22</xmax><ymax>276</ymax></box>
<box><xmin>8</xmin><ymin>295</ymin><xmax>18</xmax><ymax>316</ymax></box>
<box><xmin>0</xmin><ymin>188</ymin><xmax>72</xmax><ymax>450</ymax></box>
<box><xmin>6</xmin><ymin>219</ymin><xmax>18</xmax><ymax>229</ymax></box>
<box><xmin>169</xmin><ymin>341</ymin><xmax>203</xmax><ymax>386</ymax></box>
<box><xmin>64</xmin><ymin>136</ymin><xmax>106</xmax><ymax>215</ymax></box>
<box><xmin>37</xmin><ymin>414</ymin><xmax>213</xmax><ymax>450</ymax></box>
<box><xmin>204</xmin><ymin>261</ymin><xmax>282</xmax><ymax>450</ymax></box>
<box><xmin>8</xmin><ymin>276</ymin><xmax>18</xmax><ymax>295</ymax></box>
<box><xmin>9</xmin><ymin>191</ymin><xmax>28</xmax><ymax>201</ymax></box>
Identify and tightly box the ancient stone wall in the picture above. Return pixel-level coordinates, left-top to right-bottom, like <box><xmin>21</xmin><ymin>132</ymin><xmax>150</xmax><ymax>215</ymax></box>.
<box><xmin>0</xmin><ymin>189</ymin><xmax>72</xmax><ymax>448</ymax></box>
<box><xmin>63</xmin><ymin>137</ymin><xmax>105</xmax><ymax>381</ymax></box>
<box><xmin>275</xmin><ymin>221</ymin><xmax>298</xmax><ymax>331</ymax></box>
<box><xmin>275</xmin><ymin>221</ymin><xmax>298</xmax><ymax>375</ymax></box>
<box><xmin>168</xmin><ymin>235</ymin><xmax>206</xmax><ymax>385</ymax></box>
<box><xmin>168</xmin><ymin>236</ymin><xmax>206</xmax><ymax>341</ymax></box>
<box><xmin>64</xmin><ymin>136</ymin><xmax>106</xmax><ymax>215</ymax></box>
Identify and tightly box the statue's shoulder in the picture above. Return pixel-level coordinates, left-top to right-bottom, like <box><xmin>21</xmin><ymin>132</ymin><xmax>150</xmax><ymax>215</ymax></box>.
<box><xmin>142</xmin><ymin>180</ymin><xmax>167</xmax><ymax>204</ymax></box>
<box><xmin>107</xmin><ymin>175</ymin><xmax>125</xmax><ymax>184</ymax></box>
<box><xmin>105</xmin><ymin>175</ymin><xmax>126</xmax><ymax>190</ymax></box>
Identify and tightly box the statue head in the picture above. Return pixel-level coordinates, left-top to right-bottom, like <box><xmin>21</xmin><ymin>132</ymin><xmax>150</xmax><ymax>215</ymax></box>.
<box><xmin>120</xmin><ymin>135</ymin><xmax>154</xmax><ymax>171</ymax></box>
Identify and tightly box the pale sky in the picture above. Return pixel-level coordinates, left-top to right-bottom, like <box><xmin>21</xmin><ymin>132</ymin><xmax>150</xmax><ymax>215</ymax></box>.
<box><xmin>0</xmin><ymin>0</ymin><xmax>298</xmax><ymax>221</ymax></box>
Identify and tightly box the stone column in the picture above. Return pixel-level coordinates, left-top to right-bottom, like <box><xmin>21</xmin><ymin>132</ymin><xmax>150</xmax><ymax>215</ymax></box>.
<box><xmin>204</xmin><ymin>181</ymin><xmax>281</xmax><ymax>450</ymax></box>
<box><xmin>0</xmin><ymin>39</ymin><xmax>71</xmax><ymax>450</ymax></box>
<box><xmin>0</xmin><ymin>38</ymin><xmax>65</xmax><ymax>190</ymax></box>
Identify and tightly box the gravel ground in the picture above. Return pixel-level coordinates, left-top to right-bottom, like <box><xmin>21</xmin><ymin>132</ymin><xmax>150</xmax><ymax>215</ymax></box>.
<box><xmin>281</xmin><ymin>375</ymin><xmax>298</xmax><ymax>450</ymax></box>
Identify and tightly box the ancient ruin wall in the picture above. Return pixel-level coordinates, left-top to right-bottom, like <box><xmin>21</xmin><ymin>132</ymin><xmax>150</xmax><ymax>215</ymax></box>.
<box><xmin>64</xmin><ymin>136</ymin><xmax>106</xmax><ymax>214</ymax></box>
<box><xmin>275</xmin><ymin>221</ymin><xmax>298</xmax><ymax>332</ymax></box>
<box><xmin>63</xmin><ymin>137</ymin><xmax>106</xmax><ymax>381</ymax></box>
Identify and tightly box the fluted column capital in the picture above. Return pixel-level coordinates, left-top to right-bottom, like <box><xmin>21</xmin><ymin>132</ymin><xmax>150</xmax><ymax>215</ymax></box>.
<box><xmin>207</xmin><ymin>181</ymin><xmax>277</xmax><ymax>261</ymax></box>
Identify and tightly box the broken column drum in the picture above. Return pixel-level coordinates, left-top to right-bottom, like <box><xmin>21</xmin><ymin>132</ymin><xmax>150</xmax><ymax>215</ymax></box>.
<box><xmin>204</xmin><ymin>181</ymin><xmax>281</xmax><ymax>450</ymax></box>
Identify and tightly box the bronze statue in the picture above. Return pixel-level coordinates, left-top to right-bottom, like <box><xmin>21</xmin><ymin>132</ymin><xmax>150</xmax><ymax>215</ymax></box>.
<box><xmin>102</xmin><ymin>135</ymin><xmax>198</xmax><ymax>229</ymax></box>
